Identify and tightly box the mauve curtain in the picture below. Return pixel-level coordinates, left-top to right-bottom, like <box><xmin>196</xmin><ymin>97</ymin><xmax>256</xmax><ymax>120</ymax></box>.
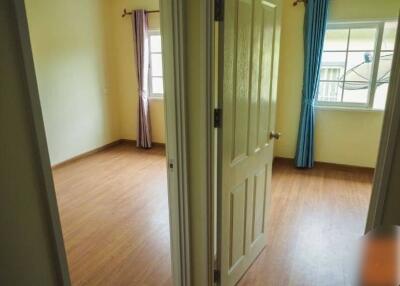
<box><xmin>294</xmin><ymin>0</ymin><xmax>329</xmax><ymax>168</ymax></box>
<box><xmin>132</xmin><ymin>10</ymin><xmax>152</xmax><ymax>148</ymax></box>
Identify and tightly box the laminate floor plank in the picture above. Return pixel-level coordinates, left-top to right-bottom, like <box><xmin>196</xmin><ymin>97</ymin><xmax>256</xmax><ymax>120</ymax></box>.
<box><xmin>54</xmin><ymin>145</ymin><xmax>373</xmax><ymax>286</ymax></box>
<box><xmin>238</xmin><ymin>159</ymin><xmax>374</xmax><ymax>286</ymax></box>
<box><xmin>53</xmin><ymin>143</ymin><xmax>171</xmax><ymax>286</ymax></box>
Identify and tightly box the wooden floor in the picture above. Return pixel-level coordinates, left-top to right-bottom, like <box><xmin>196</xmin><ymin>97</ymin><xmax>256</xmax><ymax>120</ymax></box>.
<box><xmin>238</xmin><ymin>159</ymin><xmax>374</xmax><ymax>286</ymax></box>
<box><xmin>53</xmin><ymin>145</ymin><xmax>373</xmax><ymax>286</ymax></box>
<box><xmin>53</xmin><ymin>143</ymin><xmax>172</xmax><ymax>286</ymax></box>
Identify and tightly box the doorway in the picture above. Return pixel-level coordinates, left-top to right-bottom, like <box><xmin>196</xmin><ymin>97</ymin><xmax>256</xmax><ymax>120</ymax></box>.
<box><xmin>213</xmin><ymin>0</ymin><xmax>399</xmax><ymax>285</ymax></box>
<box><xmin>17</xmin><ymin>0</ymin><xmax>189</xmax><ymax>284</ymax></box>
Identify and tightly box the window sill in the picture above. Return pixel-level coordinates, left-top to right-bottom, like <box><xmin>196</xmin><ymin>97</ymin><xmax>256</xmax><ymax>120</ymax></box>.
<box><xmin>149</xmin><ymin>96</ymin><xmax>164</xmax><ymax>101</ymax></box>
<box><xmin>315</xmin><ymin>105</ymin><xmax>385</xmax><ymax>113</ymax></box>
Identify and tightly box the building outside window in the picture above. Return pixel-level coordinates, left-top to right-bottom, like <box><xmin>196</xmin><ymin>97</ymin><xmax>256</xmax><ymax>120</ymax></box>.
<box><xmin>317</xmin><ymin>21</ymin><xmax>398</xmax><ymax>110</ymax></box>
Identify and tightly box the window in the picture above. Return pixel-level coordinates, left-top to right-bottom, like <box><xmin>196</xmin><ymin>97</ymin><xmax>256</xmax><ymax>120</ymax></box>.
<box><xmin>317</xmin><ymin>21</ymin><xmax>398</xmax><ymax>110</ymax></box>
<box><xmin>148</xmin><ymin>31</ymin><xmax>164</xmax><ymax>97</ymax></box>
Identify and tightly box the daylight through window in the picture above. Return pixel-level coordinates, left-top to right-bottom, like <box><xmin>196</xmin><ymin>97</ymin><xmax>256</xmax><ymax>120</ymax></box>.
<box><xmin>317</xmin><ymin>21</ymin><xmax>398</xmax><ymax>110</ymax></box>
<box><xmin>148</xmin><ymin>32</ymin><xmax>164</xmax><ymax>97</ymax></box>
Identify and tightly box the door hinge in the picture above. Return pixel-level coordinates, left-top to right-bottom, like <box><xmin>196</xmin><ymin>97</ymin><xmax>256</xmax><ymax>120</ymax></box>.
<box><xmin>214</xmin><ymin>108</ymin><xmax>222</xmax><ymax>128</ymax></box>
<box><xmin>215</xmin><ymin>0</ymin><xmax>224</xmax><ymax>22</ymax></box>
<box><xmin>214</xmin><ymin>269</ymin><xmax>221</xmax><ymax>283</ymax></box>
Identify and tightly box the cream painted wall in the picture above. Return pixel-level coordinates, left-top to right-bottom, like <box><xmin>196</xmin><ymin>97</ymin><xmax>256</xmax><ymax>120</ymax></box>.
<box><xmin>25</xmin><ymin>0</ymin><xmax>120</xmax><ymax>165</ymax></box>
<box><xmin>25</xmin><ymin>0</ymin><xmax>165</xmax><ymax>165</ymax></box>
<box><xmin>106</xmin><ymin>0</ymin><xmax>165</xmax><ymax>143</ymax></box>
<box><xmin>275</xmin><ymin>0</ymin><xmax>399</xmax><ymax>168</ymax></box>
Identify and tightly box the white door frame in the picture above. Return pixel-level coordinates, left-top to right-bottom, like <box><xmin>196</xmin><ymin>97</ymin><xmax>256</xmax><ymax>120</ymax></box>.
<box><xmin>14</xmin><ymin>0</ymin><xmax>191</xmax><ymax>285</ymax></box>
<box><xmin>366</xmin><ymin>19</ymin><xmax>400</xmax><ymax>232</ymax></box>
<box><xmin>13</xmin><ymin>1</ymin><xmax>70</xmax><ymax>284</ymax></box>
<box><xmin>160</xmin><ymin>0</ymin><xmax>192</xmax><ymax>284</ymax></box>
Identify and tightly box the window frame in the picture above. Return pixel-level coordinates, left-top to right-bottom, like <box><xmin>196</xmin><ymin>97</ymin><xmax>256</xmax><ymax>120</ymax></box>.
<box><xmin>148</xmin><ymin>30</ymin><xmax>164</xmax><ymax>98</ymax></box>
<box><xmin>316</xmin><ymin>21</ymin><xmax>393</xmax><ymax>111</ymax></box>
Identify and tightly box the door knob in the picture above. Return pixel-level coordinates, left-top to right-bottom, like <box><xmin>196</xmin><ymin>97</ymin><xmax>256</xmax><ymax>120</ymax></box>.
<box><xmin>270</xmin><ymin>131</ymin><xmax>281</xmax><ymax>140</ymax></box>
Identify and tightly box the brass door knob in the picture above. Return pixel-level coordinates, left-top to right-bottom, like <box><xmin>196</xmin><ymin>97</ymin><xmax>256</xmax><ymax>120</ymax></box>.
<box><xmin>270</xmin><ymin>131</ymin><xmax>281</xmax><ymax>140</ymax></box>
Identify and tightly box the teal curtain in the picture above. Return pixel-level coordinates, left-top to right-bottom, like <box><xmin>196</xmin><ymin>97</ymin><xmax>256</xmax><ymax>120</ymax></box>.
<box><xmin>295</xmin><ymin>0</ymin><xmax>329</xmax><ymax>168</ymax></box>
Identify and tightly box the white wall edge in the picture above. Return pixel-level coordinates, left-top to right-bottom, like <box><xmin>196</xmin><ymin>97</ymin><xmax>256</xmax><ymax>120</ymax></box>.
<box><xmin>366</xmin><ymin>17</ymin><xmax>400</xmax><ymax>232</ymax></box>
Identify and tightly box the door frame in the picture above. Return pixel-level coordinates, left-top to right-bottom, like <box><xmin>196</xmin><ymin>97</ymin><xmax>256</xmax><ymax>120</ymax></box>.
<box><xmin>179</xmin><ymin>0</ymin><xmax>216</xmax><ymax>285</ymax></box>
<box><xmin>14</xmin><ymin>0</ymin><xmax>192</xmax><ymax>285</ymax></box>
<box><xmin>14</xmin><ymin>1</ymin><xmax>70</xmax><ymax>284</ymax></box>
<box><xmin>160</xmin><ymin>0</ymin><xmax>192</xmax><ymax>284</ymax></box>
<box><xmin>366</xmin><ymin>19</ymin><xmax>400</xmax><ymax>232</ymax></box>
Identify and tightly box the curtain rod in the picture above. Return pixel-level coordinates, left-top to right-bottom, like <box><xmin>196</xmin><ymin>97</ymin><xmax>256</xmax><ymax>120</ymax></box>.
<box><xmin>121</xmin><ymin>8</ymin><xmax>160</xmax><ymax>18</ymax></box>
<box><xmin>293</xmin><ymin>0</ymin><xmax>307</xmax><ymax>6</ymax></box>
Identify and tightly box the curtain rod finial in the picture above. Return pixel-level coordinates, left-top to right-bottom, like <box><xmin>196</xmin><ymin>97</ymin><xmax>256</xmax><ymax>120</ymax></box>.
<box><xmin>293</xmin><ymin>0</ymin><xmax>307</xmax><ymax>6</ymax></box>
<box><xmin>122</xmin><ymin>8</ymin><xmax>131</xmax><ymax>18</ymax></box>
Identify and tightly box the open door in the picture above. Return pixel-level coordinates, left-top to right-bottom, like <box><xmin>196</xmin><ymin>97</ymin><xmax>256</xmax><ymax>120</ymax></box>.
<box><xmin>217</xmin><ymin>0</ymin><xmax>282</xmax><ymax>285</ymax></box>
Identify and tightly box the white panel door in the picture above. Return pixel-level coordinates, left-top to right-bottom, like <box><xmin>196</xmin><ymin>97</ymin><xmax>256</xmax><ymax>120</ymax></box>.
<box><xmin>217</xmin><ymin>0</ymin><xmax>282</xmax><ymax>285</ymax></box>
